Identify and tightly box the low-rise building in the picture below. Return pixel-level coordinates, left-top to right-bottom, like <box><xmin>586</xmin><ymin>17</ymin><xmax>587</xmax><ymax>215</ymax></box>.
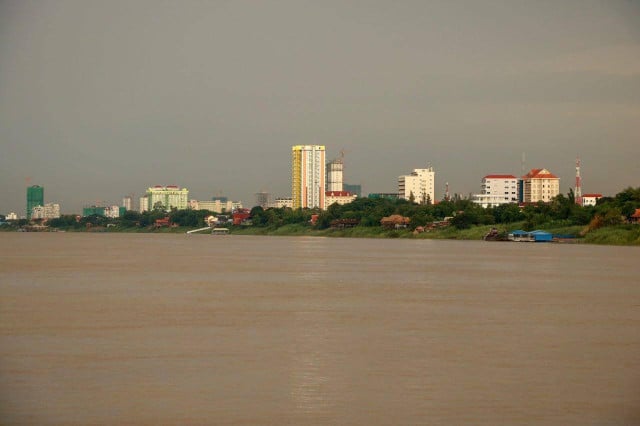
<box><xmin>325</xmin><ymin>191</ymin><xmax>357</xmax><ymax>208</ymax></box>
<box><xmin>581</xmin><ymin>193</ymin><xmax>603</xmax><ymax>207</ymax></box>
<box><xmin>270</xmin><ymin>197</ymin><xmax>293</xmax><ymax>209</ymax></box>
<box><xmin>189</xmin><ymin>199</ymin><xmax>242</xmax><ymax>213</ymax></box>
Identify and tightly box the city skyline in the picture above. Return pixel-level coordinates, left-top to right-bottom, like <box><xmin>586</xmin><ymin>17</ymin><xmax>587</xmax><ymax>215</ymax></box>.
<box><xmin>1</xmin><ymin>1</ymin><xmax>639</xmax><ymax>214</ymax></box>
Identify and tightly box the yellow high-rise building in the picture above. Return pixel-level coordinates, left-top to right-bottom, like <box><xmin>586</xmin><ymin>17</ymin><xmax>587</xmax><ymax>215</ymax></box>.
<box><xmin>291</xmin><ymin>145</ymin><xmax>326</xmax><ymax>209</ymax></box>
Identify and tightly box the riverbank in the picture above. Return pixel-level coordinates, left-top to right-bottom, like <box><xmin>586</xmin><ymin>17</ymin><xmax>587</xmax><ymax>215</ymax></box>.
<box><xmin>230</xmin><ymin>222</ymin><xmax>640</xmax><ymax>245</ymax></box>
<box><xmin>3</xmin><ymin>222</ymin><xmax>639</xmax><ymax>245</ymax></box>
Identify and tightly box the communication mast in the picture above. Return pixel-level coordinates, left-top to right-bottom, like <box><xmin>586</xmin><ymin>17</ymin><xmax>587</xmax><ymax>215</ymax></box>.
<box><xmin>445</xmin><ymin>182</ymin><xmax>450</xmax><ymax>201</ymax></box>
<box><xmin>575</xmin><ymin>156</ymin><xmax>582</xmax><ymax>206</ymax></box>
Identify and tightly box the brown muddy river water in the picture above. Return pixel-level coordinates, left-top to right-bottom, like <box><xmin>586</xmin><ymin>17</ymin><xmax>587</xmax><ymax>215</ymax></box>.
<box><xmin>1</xmin><ymin>233</ymin><xmax>639</xmax><ymax>425</ymax></box>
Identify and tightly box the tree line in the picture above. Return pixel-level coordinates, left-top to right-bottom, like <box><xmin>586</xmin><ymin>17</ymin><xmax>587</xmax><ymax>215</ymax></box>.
<box><xmin>5</xmin><ymin>186</ymin><xmax>638</xmax><ymax>233</ymax></box>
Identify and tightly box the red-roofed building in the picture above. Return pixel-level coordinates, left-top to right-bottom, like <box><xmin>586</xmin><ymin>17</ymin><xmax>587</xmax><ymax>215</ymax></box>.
<box><xmin>521</xmin><ymin>168</ymin><xmax>560</xmax><ymax>203</ymax></box>
<box><xmin>471</xmin><ymin>174</ymin><xmax>519</xmax><ymax>208</ymax></box>
<box><xmin>325</xmin><ymin>191</ymin><xmax>357</xmax><ymax>208</ymax></box>
<box><xmin>630</xmin><ymin>208</ymin><xmax>640</xmax><ymax>224</ymax></box>
<box><xmin>582</xmin><ymin>193</ymin><xmax>603</xmax><ymax>207</ymax></box>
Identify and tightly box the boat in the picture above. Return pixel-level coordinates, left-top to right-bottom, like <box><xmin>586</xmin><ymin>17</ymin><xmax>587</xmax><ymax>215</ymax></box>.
<box><xmin>483</xmin><ymin>227</ymin><xmax>508</xmax><ymax>241</ymax></box>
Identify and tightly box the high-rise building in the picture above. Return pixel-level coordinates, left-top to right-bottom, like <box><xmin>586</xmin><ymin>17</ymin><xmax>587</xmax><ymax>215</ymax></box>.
<box><xmin>122</xmin><ymin>196</ymin><xmax>132</xmax><ymax>211</ymax></box>
<box><xmin>521</xmin><ymin>168</ymin><xmax>560</xmax><ymax>203</ymax></box>
<box><xmin>146</xmin><ymin>185</ymin><xmax>189</xmax><ymax>211</ymax></box>
<box><xmin>398</xmin><ymin>166</ymin><xmax>435</xmax><ymax>204</ymax></box>
<box><xmin>326</xmin><ymin>158</ymin><xmax>343</xmax><ymax>192</ymax></box>
<box><xmin>291</xmin><ymin>145</ymin><xmax>326</xmax><ymax>209</ymax></box>
<box><xmin>139</xmin><ymin>196</ymin><xmax>149</xmax><ymax>213</ymax></box>
<box><xmin>26</xmin><ymin>185</ymin><xmax>44</xmax><ymax>220</ymax></box>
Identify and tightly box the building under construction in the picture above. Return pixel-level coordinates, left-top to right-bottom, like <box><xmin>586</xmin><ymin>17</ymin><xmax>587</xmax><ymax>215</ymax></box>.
<box><xmin>326</xmin><ymin>157</ymin><xmax>344</xmax><ymax>192</ymax></box>
<box><xmin>26</xmin><ymin>185</ymin><xmax>44</xmax><ymax>220</ymax></box>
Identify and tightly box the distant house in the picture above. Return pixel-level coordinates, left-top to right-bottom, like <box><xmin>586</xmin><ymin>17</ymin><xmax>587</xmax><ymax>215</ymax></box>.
<box><xmin>380</xmin><ymin>215</ymin><xmax>410</xmax><ymax>229</ymax></box>
<box><xmin>232</xmin><ymin>209</ymin><xmax>251</xmax><ymax>226</ymax></box>
<box><xmin>154</xmin><ymin>217</ymin><xmax>171</xmax><ymax>227</ymax></box>
<box><xmin>581</xmin><ymin>193</ymin><xmax>603</xmax><ymax>207</ymax></box>
<box><xmin>630</xmin><ymin>209</ymin><xmax>640</xmax><ymax>224</ymax></box>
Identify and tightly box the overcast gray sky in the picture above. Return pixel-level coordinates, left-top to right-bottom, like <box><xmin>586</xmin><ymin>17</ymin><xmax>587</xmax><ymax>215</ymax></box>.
<box><xmin>1</xmin><ymin>0</ymin><xmax>639</xmax><ymax>214</ymax></box>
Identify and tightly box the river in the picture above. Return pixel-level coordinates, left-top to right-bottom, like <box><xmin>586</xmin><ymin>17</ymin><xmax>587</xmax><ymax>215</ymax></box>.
<box><xmin>1</xmin><ymin>233</ymin><xmax>639</xmax><ymax>425</ymax></box>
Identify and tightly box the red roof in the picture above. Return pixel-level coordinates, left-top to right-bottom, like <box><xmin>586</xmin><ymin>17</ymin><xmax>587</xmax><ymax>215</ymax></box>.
<box><xmin>582</xmin><ymin>193</ymin><xmax>602</xmax><ymax>198</ymax></box>
<box><xmin>483</xmin><ymin>174</ymin><xmax>517</xmax><ymax>179</ymax></box>
<box><xmin>522</xmin><ymin>168</ymin><xmax>559</xmax><ymax>179</ymax></box>
<box><xmin>325</xmin><ymin>191</ymin><xmax>354</xmax><ymax>197</ymax></box>
<box><xmin>631</xmin><ymin>209</ymin><xmax>640</xmax><ymax>219</ymax></box>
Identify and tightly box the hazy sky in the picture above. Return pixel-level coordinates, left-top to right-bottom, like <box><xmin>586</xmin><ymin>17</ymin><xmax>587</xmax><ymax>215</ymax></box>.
<box><xmin>1</xmin><ymin>0</ymin><xmax>639</xmax><ymax>214</ymax></box>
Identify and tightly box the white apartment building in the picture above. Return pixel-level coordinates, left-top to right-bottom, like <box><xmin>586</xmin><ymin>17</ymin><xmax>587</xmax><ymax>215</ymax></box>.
<box><xmin>146</xmin><ymin>185</ymin><xmax>189</xmax><ymax>211</ymax></box>
<box><xmin>31</xmin><ymin>203</ymin><xmax>61</xmax><ymax>220</ymax></box>
<box><xmin>472</xmin><ymin>174</ymin><xmax>519</xmax><ymax>208</ymax></box>
<box><xmin>522</xmin><ymin>169</ymin><xmax>560</xmax><ymax>203</ymax></box>
<box><xmin>291</xmin><ymin>145</ymin><xmax>326</xmax><ymax>209</ymax></box>
<box><xmin>325</xmin><ymin>191</ymin><xmax>357</xmax><ymax>207</ymax></box>
<box><xmin>189</xmin><ymin>199</ymin><xmax>242</xmax><ymax>213</ymax></box>
<box><xmin>398</xmin><ymin>166</ymin><xmax>435</xmax><ymax>204</ymax></box>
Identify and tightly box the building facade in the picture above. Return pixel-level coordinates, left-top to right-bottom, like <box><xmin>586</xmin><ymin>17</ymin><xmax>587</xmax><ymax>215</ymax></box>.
<box><xmin>398</xmin><ymin>167</ymin><xmax>435</xmax><ymax>204</ymax></box>
<box><xmin>146</xmin><ymin>185</ymin><xmax>189</xmax><ymax>211</ymax></box>
<box><xmin>139</xmin><ymin>196</ymin><xmax>149</xmax><ymax>213</ymax></box>
<box><xmin>291</xmin><ymin>145</ymin><xmax>326</xmax><ymax>209</ymax></box>
<box><xmin>31</xmin><ymin>203</ymin><xmax>60</xmax><ymax>220</ymax></box>
<box><xmin>581</xmin><ymin>193</ymin><xmax>603</xmax><ymax>207</ymax></box>
<box><xmin>104</xmin><ymin>205</ymin><xmax>122</xmax><ymax>218</ymax></box>
<box><xmin>471</xmin><ymin>174</ymin><xmax>519</xmax><ymax>208</ymax></box>
<box><xmin>270</xmin><ymin>197</ymin><xmax>293</xmax><ymax>209</ymax></box>
<box><xmin>325</xmin><ymin>191</ymin><xmax>357</xmax><ymax>207</ymax></box>
<box><xmin>326</xmin><ymin>158</ymin><xmax>344</xmax><ymax>192</ymax></box>
<box><xmin>189</xmin><ymin>199</ymin><xmax>241</xmax><ymax>213</ymax></box>
<box><xmin>122</xmin><ymin>196</ymin><xmax>132</xmax><ymax>211</ymax></box>
<box><xmin>521</xmin><ymin>168</ymin><xmax>560</xmax><ymax>203</ymax></box>
<box><xmin>26</xmin><ymin>185</ymin><xmax>44</xmax><ymax>220</ymax></box>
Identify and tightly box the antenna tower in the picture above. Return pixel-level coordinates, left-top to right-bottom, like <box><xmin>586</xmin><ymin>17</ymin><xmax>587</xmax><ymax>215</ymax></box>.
<box><xmin>445</xmin><ymin>182</ymin><xmax>450</xmax><ymax>201</ymax></box>
<box><xmin>575</xmin><ymin>156</ymin><xmax>582</xmax><ymax>206</ymax></box>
